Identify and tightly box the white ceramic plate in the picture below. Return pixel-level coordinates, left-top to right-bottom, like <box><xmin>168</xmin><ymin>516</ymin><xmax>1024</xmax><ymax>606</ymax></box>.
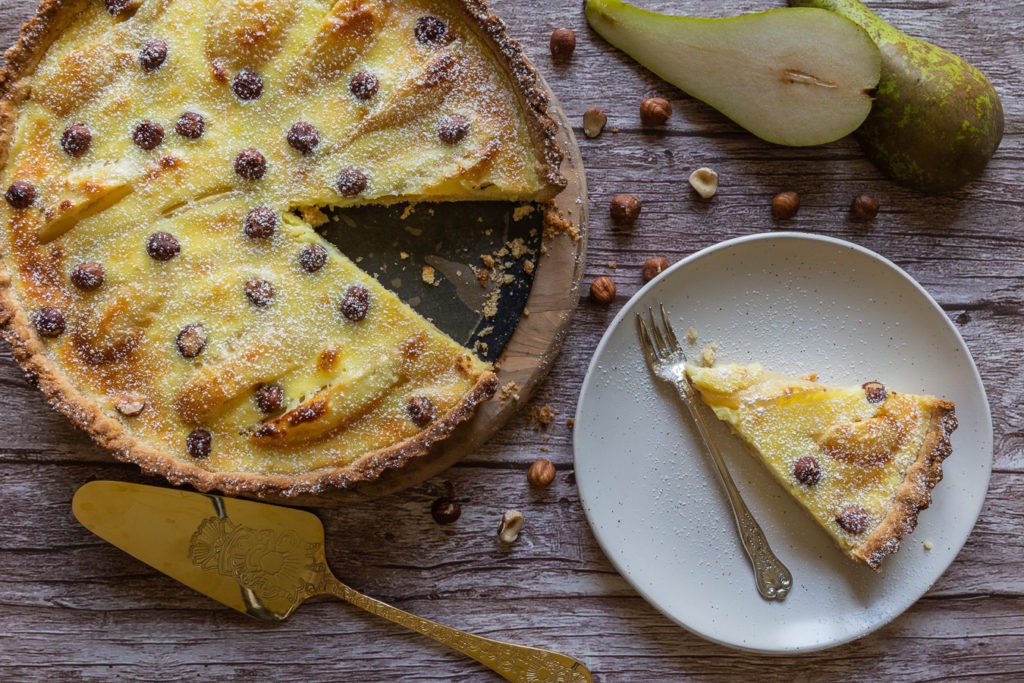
<box><xmin>574</xmin><ymin>232</ymin><xmax>992</xmax><ymax>653</ymax></box>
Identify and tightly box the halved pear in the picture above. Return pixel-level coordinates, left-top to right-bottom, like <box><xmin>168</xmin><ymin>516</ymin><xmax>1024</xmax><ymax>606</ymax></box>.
<box><xmin>585</xmin><ymin>0</ymin><xmax>881</xmax><ymax>146</ymax></box>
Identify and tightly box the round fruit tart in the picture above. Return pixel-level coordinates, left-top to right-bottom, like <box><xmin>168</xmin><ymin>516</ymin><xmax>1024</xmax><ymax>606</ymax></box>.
<box><xmin>0</xmin><ymin>0</ymin><xmax>566</xmax><ymax>498</ymax></box>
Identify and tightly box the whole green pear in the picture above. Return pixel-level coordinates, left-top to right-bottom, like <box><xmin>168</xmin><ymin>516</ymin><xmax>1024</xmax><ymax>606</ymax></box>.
<box><xmin>790</xmin><ymin>0</ymin><xmax>1004</xmax><ymax>194</ymax></box>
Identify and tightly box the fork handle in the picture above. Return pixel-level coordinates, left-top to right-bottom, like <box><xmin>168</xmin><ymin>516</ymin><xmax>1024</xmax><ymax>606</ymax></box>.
<box><xmin>675</xmin><ymin>381</ymin><xmax>794</xmax><ymax>601</ymax></box>
<box><xmin>320</xmin><ymin>573</ymin><xmax>592</xmax><ymax>682</ymax></box>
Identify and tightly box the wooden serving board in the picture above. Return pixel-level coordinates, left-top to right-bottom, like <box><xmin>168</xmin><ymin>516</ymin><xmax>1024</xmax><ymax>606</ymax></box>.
<box><xmin>293</xmin><ymin>82</ymin><xmax>588</xmax><ymax>504</ymax></box>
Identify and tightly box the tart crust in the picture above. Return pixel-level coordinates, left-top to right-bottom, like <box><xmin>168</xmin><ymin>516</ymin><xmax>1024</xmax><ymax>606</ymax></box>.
<box><xmin>686</xmin><ymin>362</ymin><xmax>957</xmax><ymax>570</ymax></box>
<box><xmin>0</xmin><ymin>0</ymin><xmax>563</xmax><ymax>499</ymax></box>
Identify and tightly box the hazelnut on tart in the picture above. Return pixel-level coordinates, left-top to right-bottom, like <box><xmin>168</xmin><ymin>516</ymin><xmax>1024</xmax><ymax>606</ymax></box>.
<box><xmin>685</xmin><ymin>362</ymin><xmax>957</xmax><ymax>570</ymax></box>
<box><xmin>0</xmin><ymin>0</ymin><xmax>566</xmax><ymax>499</ymax></box>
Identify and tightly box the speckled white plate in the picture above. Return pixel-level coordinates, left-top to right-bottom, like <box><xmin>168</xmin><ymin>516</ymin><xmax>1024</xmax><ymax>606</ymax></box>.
<box><xmin>573</xmin><ymin>232</ymin><xmax>992</xmax><ymax>653</ymax></box>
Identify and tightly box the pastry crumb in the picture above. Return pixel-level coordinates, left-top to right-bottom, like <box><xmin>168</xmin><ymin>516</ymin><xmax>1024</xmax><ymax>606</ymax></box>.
<box><xmin>687</xmin><ymin>326</ymin><xmax>698</xmax><ymax>344</ymax></box>
<box><xmin>512</xmin><ymin>203</ymin><xmax>535</xmax><ymax>221</ymax></box>
<box><xmin>700</xmin><ymin>343</ymin><xmax>717</xmax><ymax>367</ymax></box>
<box><xmin>421</xmin><ymin>265</ymin><xmax>437</xmax><ymax>285</ymax></box>
<box><xmin>923</xmin><ymin>540</ymin><xmax>934</xmax><ymax>551</ymax></box>
<box><xmin>500</xmin><ymin>381</ymin><xmax>520</xmax><ymax>402</ymax></box>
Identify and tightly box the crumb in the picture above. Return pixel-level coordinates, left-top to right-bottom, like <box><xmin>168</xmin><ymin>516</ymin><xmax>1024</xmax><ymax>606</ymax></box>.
<box><xmin>298</xmin><ymin>205</ymin><xmax>329</xmax><ymax>227</ymax></box>
<box><xmin>687</xmin><ymin>327</ymin><xmax>698</xmax><ymax>344</ymax></box>
<box><xmin>474</xmin><ymin>340</ymin><xmax>489</xmax><ymax>355</ymax></box>
<box><xmin>700</xmin><ymin>343</ymin><xmax>717</xmax><ymax>367</ymax></box>
<box><xmin>421</xmin><ymin>265</ymin><xmax>437</xmax><ymax>285</ymax></box>
<box><xmin>923</xmin><ymin>540</ymin><xmax>934</xmax><ymax>551</ymax></box>
<box><xmin>611</xmin><ymin>127</ymin><xmax>620</xmax><ymax>133</ymax></box>
<box><xmin>539</xmin><ymin>446</ymin><xmax>549</xmax><ymax>452</ymax></box>
<box><xmin>508</xmin><ymin>238</ymin><xmax>529</xmax><ymax>259</ymax></box>
<box><xmin>523</xmin><ymin>259</ymin><xmax>535</xmax><ymax>275</ymax></box>
<box><xmin>522</xmin><ymin>307</ymin><xmax>530</xmax><ymax>317</ymax></box>
<box><xmin>400</xmin><ymin>204</ymin><xmax>417</xmax><ymax>220</ymax></box>
<box><xmin>530</xmin><ymin>404</ymin><xmax>557</xmax><ymax>431</ymax></box>
<box><xmin>399</xmin><ymin>251</ymin><xmax>410</xmax><ymax>260</ymax></box>
<box><xmin>500</xmin><ymin>381</ymin><xmax>520</xmax><ymax>402</ymax></box>
<box><xmin>477</xmin><ymin>326</ymin><xmax>493</xmax><ymax>338</ymax></box>
<box><xmin>481</xmin><ymin>254</ymin><xmax>495</xmax><ymax>269</ymax></box>
<box><xmin>608</xmin><ymin>261</ymin><xmax>617</xmax><ymax>269</ymax></box>
<box><xmin>566</xmin><ymin>417</ymin><xmax>575</xmax><ymax>429</ymax></box>
<box><xmin>512</xmin><ymin>203</ymin><xmax>535</xmax><ymax>221</ymax></box>
<box><xmin>475</xmin><ymin>267</ymin><xmax>489</xmax><ymax>287</ymax></box>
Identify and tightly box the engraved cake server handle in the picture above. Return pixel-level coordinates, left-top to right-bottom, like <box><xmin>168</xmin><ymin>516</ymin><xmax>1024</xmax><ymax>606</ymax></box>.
<box><xmin>638</xmin><ymin>305</ymin><xmax>793</xmax><ymax>601</ymax></box>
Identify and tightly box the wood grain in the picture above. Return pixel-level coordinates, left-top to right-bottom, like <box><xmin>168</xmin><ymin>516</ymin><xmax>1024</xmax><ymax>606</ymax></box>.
<box><xmin>1</xmin><ymin>0</ymin><xmax>1022</xmax><ymax>681</ymax></box>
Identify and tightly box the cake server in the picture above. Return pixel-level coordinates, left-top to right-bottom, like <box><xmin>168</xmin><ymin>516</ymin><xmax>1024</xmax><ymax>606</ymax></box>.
<box><xmin>72</xmin><ymin>480</ymin><xmax>592</xmax><ymax>682</ymax></box>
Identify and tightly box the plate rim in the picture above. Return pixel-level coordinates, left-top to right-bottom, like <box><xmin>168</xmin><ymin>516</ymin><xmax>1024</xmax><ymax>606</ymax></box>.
<box><xmin>573</xmin><ymin>230</ymin><xmax>993</xmax><ymax>653</ymax></box>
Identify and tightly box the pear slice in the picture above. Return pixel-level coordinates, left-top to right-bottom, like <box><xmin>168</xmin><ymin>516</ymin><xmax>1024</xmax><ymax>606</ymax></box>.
<box><xmin>585</xmin><ymin>0</ymin><xmax>881</xmax><ymax>146</ymax></box>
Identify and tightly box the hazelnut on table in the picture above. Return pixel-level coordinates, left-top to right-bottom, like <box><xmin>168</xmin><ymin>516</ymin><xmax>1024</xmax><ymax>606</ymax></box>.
<box><xmin>583</xmin><ymin>107</ymin><xmax>607</xmax><ymax>139</ymax></box>
<box><xmin>642</xmin><ymin>257</ymin><xmax>670</xmax><ymax>283</ymax></box>
<box><xmin>589</xmin><ymin>276</ymin><xmax>616</xmax><ymax>305</ymax></box>
<box><xmin>550</xmin><ymin>27</ymin><xmax>576</xmax><ymax>60</ymax></box>
<box><xmin>610</xmin><ymin>193</ymin><xmax>642</xmax><ymax>226</ymax></box>
<box><xmin>640</xmin><ymin>97</ymin><xmax>672</xmax><ymax>127</ymax></box>
<box><xmin>850</xmin><ymin>192</ymin><xmax>880</xmax><ymax>220</ymax></box>
<box><xmin>771</xmin><ymin>191</ymin><xmax>800</xmax><ymax>219</ymax></box>
<box><xmin>528</xmin><ymin>458</ymin><xmax>556</xmax><ymax>488</ymax></box>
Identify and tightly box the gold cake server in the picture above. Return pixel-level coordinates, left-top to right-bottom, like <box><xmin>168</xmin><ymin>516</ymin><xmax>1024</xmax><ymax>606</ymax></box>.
<box><xmin>72</xmin><ymin>481</ymin><xmax>591</xmax><ymax>682</ymax></box>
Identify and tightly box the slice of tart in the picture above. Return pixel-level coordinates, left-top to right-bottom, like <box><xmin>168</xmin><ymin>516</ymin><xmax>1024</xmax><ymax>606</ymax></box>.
<box><xmin>685</xmin><ymin>362</ymin><xmax>957</xmax><ymax>570</ymax></box>
<box><xmin>0</xmin><ymin>0</ymin><xmax>566</xmax><ymax>498</ymax></box>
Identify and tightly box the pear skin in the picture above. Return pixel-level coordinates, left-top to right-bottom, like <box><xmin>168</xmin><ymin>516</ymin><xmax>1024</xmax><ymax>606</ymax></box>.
<box><xmin>790</xmin><ymin>0</ymin><xmax>1004</xmax><ymax>194</ymax></box>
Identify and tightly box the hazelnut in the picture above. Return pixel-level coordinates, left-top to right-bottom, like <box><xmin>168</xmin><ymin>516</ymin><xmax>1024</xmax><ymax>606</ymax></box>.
<box><xmin>244</xmin><ymin>277</ymin><xmax>274</xmax><ymax>307</ymax></box>
<box><xmin>862</xmin><ymin>381</ymin><xmax>888</xmax><ymax>404</ymax></box>
<box><xmin>234</xmin><ymin>148</ymin><xmax>267</xmax><ymax>180</ymax></box>
<box><xmin>641</xmin><ymin>257</ymin><xmax>670</xmax><ymax>284</ymax></box>
<box><xmin>415</xmin><ymin>15</ymin><xmax>449</xmax><ymax>46</ymax></box>
<box><xmin>336</xmin><ymin>167</ymin><xmax>368</xmax><ymax>196</ymax></box>
<box><xmin>339</xmin><ymin>284</ymin><xmax>370</xmax><ymax>321</ymax></box>
<box><xmin>254</xmin><ymin>383</ymin><xmax>285</xmax><ymax>413</ymax></box>
<box><xmin>186</xmin><ymin>428</ymin><xmax>212</xmax><ymax>459</ymax></box>
<box><xmin>640</xmin><ymin>97</ymin><xmax>672</xmax><ymax>127</ymax></box>
<box><xmin>299</xmin><ymin>243</ymin><xmax>328</xmax><ymax>273</ymax></box>
<box><xmin>527</xmin><ymin>458</ymin><xmax>556</xmax><ymax>488</ymax></box>
<box><xmin>70</xmin><ymin>262</ymin><xmax>104</xmax><ymax>290</ymax></box>
<box><xmin>793</xmin><ymin>456</ymin><xmax>821</xmax><ymax>486</ymax></box>
<box><xmin>688</xmin><ymin>167</ymin><xmax>719</xmax><ymax>199</ymax></box>
<box><xmin>138</xmin><ymin>38</ymin><xmax>168</xmax><ymax>72</ymax></box>
<box><xmin>836</xmin><ymin>505</ymin><xmax>870</xmax><ymax>535</ymax></box>
<box><xmin>244</xmin><ymin>206</ymin><xmax>277</xmax><ymax>239</ymax></box>
<box><xmin>407</xmin><ymin>396</ymin><xmax>436</xmax><ymax>428</ymax></box>
<box><xmin>147</xmin><ymin>231</ymin><xmax>180</xmax><ymax>261</ymax></box>
<box><xmin>61</xmin><ymin>124</ymin><xmax>92</xmax><ymax>157</ymax></box>
<box><xmin>115</xmin><ymin>394</ymin><xmax>147</xmax><ymax>417</ymax></box>
<box><xmin>132</xmin><ymin>120</ymin><xmax>164</xmax><ymax>150</ymax></box>
<box><xmin>549</xmin><ymin>27</ymin><xmax>576</xmax><ymax>60</ymax></box>
<box><xmin>174</xmin><ymin>111</ymin><xmax>205</xmax><ymax>139</ymax></box>
<box><xmin>231</xmin><ymin>70</ymin><xmax>263</xmax><ymax>100</ymax></box>
<box><xmin>33</xmin><ymin>307</ymin><xmax>66</xmax><ymax>338</ymax></box>
<box><xmin>851</xmin><ymin>192</ymin><xmax>879</xmax><ymax>221</ymax></box>
<box><xmin>175</xmin><ymin>323</ymin><xmax>207</xmax><ymax>358</ymax></box>
<box><xmin>589</xmin><ymin>276</ymin><xmax>616</xmax><ymax>305</ymax></box>
<box><xmin>497</xmin><ymin>509</ymin><xmax>524</xmax><ymax>543</ymax></box>
<box><xmin>286</xmin><ymin>121</ymin><xmax>320</xmax><ymax>155</ymax></box>
<box><xmin>771</xmin><ymin>191</ymin><xmax>800</xmax><ymax>219</ymax></box>
<box><xmin>349</xmin><ymin>71</ymin><xmax>379</xmax><ymax>100</ymax></box>
<box><xmin>431</xmin><ymin>497</ymin><xmax>461</xmax><ymax>525</ymax></box>
<box><xmin>610</xmin><ymin>193</ymin><xmax>642</xmax><ymax>226</ymax></box>
<box><xmin>5</xmin><ymin>180</ymin><xmax>36</xmax><ymax>209</ymax></box>
<box><xmin>582</xmin><ymin>107</ymin><xmax>607</xmax><ymax>139</ymax></box>
<box><xmin>438</xmin><ymin>115</ymin><xmax>470</xmax><ymax>145</ymax></box>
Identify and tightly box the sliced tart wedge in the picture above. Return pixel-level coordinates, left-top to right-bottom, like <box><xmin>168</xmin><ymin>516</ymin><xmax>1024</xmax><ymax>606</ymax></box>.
<box><xmin>685</xmin><ymin>362</ymin><xmax>957</xmax><ymax>570</ymax></box>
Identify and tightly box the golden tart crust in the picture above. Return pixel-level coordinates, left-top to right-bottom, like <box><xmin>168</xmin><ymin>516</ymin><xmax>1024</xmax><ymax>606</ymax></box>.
<box><xmin>0</xmin><ymin>0</ymin><xmax>565</xmax><ymax>499</ymax></box>
<box><xmin>686</xmin><ymin>362</ymin><xmax>957</xmax><ymax>570</ymax></box>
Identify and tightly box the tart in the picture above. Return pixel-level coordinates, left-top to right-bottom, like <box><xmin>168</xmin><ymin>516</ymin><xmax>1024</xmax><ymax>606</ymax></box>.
<box><xmin>685</xmin><ymin>362</ymin><xmax>957</xmax><ymax>570</ymax></box>
<box><xmin>0</xmin><ymin>0</ymin><xmax>566</xmax><ymax>498</ymax></box>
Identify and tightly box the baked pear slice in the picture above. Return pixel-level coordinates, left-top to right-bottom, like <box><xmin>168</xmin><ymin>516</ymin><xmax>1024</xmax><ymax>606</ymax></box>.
<box><xmin>686</xmin><ymin>362</ymin><xmax>957</xmax><ymax>570</ymax></box>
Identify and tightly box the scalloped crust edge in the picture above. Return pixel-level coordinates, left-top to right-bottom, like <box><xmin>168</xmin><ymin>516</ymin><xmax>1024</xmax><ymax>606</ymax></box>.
<box><xmin>0</xmin><ymin>0</ymin><xmax>559</xmax><ymax>500</ymax></box>
<box><xmin>854</xmin><ymin>398</ymin><xmax>958</xmax><ymax>571</ymax></box>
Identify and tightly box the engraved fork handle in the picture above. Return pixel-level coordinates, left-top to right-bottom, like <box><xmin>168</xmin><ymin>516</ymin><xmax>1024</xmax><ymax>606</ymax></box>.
<box><xmin>672</xmin><ymin>378</ymin><xmax>793</xmax><ymax>601</ymax></box>
<box><xmin>319</xmin><ymin>573</ymin><xmax>592</xmax><ymax>682</ymax></box>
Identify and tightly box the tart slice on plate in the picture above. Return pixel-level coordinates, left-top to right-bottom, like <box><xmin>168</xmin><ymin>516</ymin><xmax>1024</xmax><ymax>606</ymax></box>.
<box><xmin>686</xmin><ymin>362</ymin><xmax>957</xmax><ymax>570</ymax></box>
<box><xmin>0</xmin><ymin>0</ymin><xmax>568</xmax><ymax>499</ymax></box>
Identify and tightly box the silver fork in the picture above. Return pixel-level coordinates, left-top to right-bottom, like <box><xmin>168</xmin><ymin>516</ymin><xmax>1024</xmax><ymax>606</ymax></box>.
<box><xmin>637</xmin><ymin>304</ymin><xmax>793</xmax><ymax>602</ymax></box>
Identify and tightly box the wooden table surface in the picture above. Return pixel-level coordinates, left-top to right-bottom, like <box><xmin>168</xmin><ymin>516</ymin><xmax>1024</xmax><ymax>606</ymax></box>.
<box><xmin>1</xmin><ymin>1</ymin><xmax>1021</xmax><ymax>680</ymax></box>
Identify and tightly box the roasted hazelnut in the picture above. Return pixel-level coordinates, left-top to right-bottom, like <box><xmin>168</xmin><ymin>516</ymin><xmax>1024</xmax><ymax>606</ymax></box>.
<box><xmin>339</xmin><ymin>284</ymin><xmax>370</xmax><ymax>321</ymax></box>
<box><xmin>640</xmin><ymin>97</ymin><xmax>672</xmax><ymax>127</ymax></box>
<box><xmin>610</xmin><ymin>193</ymin><xmax>642</xmax><ymax>226</ymax></box>
<box><xmin>244</xmin><ymin>278</ymin><xmax>274</xmax><ymax>307</ymax></box>
<box><xmin>175</xmin><ymin>323</ymin><xmax>207</xmax><ymax>358</ymax></box>
<box><xmin>582</xmin><ymin>107</ymin><xmax>607</xmax><ymax>139</ymax></box>
<box><xmin>286</xmin><ymin>121</ymin><xmax>320</xmax><ymax>155</ymax></box>
<box><xmin>336</xmin><ymin>167</ymin><xmax>368</xmax><ymax>196</ymax></box>
<box><xmin>61</xmin><ymin>124</ymin><xmax>92</xmax><ymax>157</ymax></box>
<box><xmin>862</xmin><ymin>381</ymin><xmax>888</xmax><ymax>404</ymax></box>
<box><xmin>5</xmin><ymin>180</ymin><xmax>36</xmax><ymax>209</ymax></box>
<box><xmin>851</xmin><ymin>192</ymin><xmax>880</xmax><ymax>221</ymax></box>
<box><xmin>527</xmin><ymin>458</ymin><xmax>556</xmax><ymax>488</ymax></box>
<box><xmin>497</xmin><ymin>509</ymin><xmax>524</xmax><ymax>543</ymax></box>
<box><xmin>231</xmin><ymin>70</ymin><xmax>263</xmax><ymax>100</ymax></box>
<box><xmin>186</xmin><ymin>428</ymin><xmax>212</xmax><ymax>459</ymax></box>
<box><xmin>688</xmin><ymin>167</ymin><xmax>719</xmax><ymax>199</ymax></box>
<box><xmin>33</xmin><ymin>307</ymin><xmax>66</xmax><ymax>337</ymax></box>
<box><xmin>349</xmin><ymin>71</ymin><xmax>379</xmax><ymax>100</ymax></box>
<box><xmin>115</xmin><ymin>394</ymin><xmax>147</xmax><ymax>417</ymax></box>
<box><xmin>407</xmin><ymin>396</ymin><xmax>436</xmax><ymax>428</ymax></box>
<box><xmin>415</xmin><ymin>15</ymin><xmax>449</xmax><ymax>45</ymax></box>
<box><xmin>139</xmin><ymin>38</ymin><xmax>168</xmax><ymax>71</ymax></box>
<box><xmin>132</xmin><ymin>120</ymin><xmax>164</xmax><ymax>150</ymax></box>
<box><xmin>299</xmin><ymin>243</ymin><xmax>329</xmax><ymax>273</ymax></box>
<box><xmin>438</xmin><ymin>114</ymin><xmax>470</xmax><ymax>144</ymax></box>
<box><xmin>836</xmin><ymin>505</ymin><xmax>870</xmax><ymax>535</ymax></box>
<box><xmin>147</xmin><ymin>231</ymin><xmax>180</xmax><ymax>261</ymax></box>
<box><xmin>174</xmin><ymin>111</ymin><xmax>205</xmax><ymax>139</ymax></box>
<box><xmin>234</xmin><ymin>148</ymin><xmax>267</xmax><ymax>180</ymax></box>
<box><xmin>243</xmin><ymin>206</ymin><xmax>277</xmax><ymax>239</ymax></box>
<box><xmin>589</xmin><ymin>276</ymin><xmax>616</xmax><ymax>305</ymax></box>
<box><xmin>549</xmin><ymin>27</ymin><xmax>576</xmax><ymax>60</ymax></box>
<box><xmin>70</xmin><ymin>262</ymin><xmax>104</xmax><ymax>290</ymax></box>
<box><xmin>431</xmin><ymin>497</ymin><xmax>461</xmax><ymax>525</ymax></box>
<box><xmin>642</xmin><ymin>257</ymin><xmax>670</xmax><ymax>284</ymax></box>
<box><xmin>254</xmin><ymin>383</ymin><xmax>285</xmax><ymax>413</ymax></box>
<box><xmin>771</xmin><ymin>191</ymin><xmax>800</xmax><ymax>219</ymax></box>
<box><xmin>793</xmin><ymin>456</ymin><xmax>822</xmax><ymax>486</ymax></box>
